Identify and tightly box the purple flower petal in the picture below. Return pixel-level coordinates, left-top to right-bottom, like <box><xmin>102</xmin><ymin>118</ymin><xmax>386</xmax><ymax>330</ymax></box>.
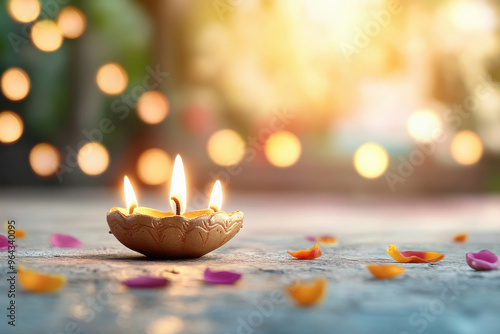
<box><xmin>122</xmin><ymin>276</ymin><xmax>168</xmax><ymax>288</ymax></box>
<box><xmin>304</xmin><ymin>235</ymin><xmax>316</xmax><ymax>242</ymax></box>
<box><xmin>0</xmin><ymin>234</ymin><xmax>17</xmax><ymax>251</ymax></box>
<box><xmin>50</xmin><ymin>233</ymin><xmax>82</xmax><ymax>248</ymax></box>
<box><xmin>466</xmin><ymin>250</ymin><xmax>498</xmax><ymax>271</ymax></box>
<box><xmin>204</xmin><ymin>268</ymin><xmax>241</xmax><ymax>285</ymax></box>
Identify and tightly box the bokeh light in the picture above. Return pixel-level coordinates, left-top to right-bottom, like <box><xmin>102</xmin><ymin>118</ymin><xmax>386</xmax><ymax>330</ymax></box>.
<box><xmin>7</xmin><ymin>0</ymin><xmax>40</xmax><ymax>23</ymax></box>
<box><xmin>77</xmin><ymin>142</ymin><xmax>110</xmax><ymax>176</ymax></box>
<box><xmin>0</xmin><ymin>111</ymin><xmax>24</xmax><ymax>144</ymax></box>
<box><xmin>407</xmin><ymin>109</ymin><xmax>442</xmax><ymax>143</ymax></box>
<box><xmin>31</xmin><ymin>20</ymin><xmax>64</xmax><ymax>52</ymax></box>
<box><xmin>96</xmin><ymin>63</ymin><xmax>128</xmax><ymax>95</ymax></box>
<box><xmin>136</xmin><ymin>148</ymin><xmax>171</xmax><ymax>185</ymax></box>
<box><xmin>57</xmin><ymin>6</ymin><xmax>87</xmax><ymax>39</ymax></box>
<box><xmin>1</xmin><ymin>67</ymin><xmax>30</xmax><ymax>101</ymax></box>
<box><xmin>29</xmin><ymin>143</ymin><xmax>60</xmax><ymax>177</ymax></box>
<box><xmin>265</xmin><ymin>131</ymin><xmax>302</xmax><ymax>168</ymax></box>
<box><xmin>448</xmin><ymin>1</ymin><xmax>496</xmax><ymax>33</ymax></box>
<box><xmin>353</xmin><ymin>143</ymin><xmax>389</xmax><ymax>179</ymax></box>
<box><xmin>136</xmin><ymin>91</ymin><xmax>170</xmax><ymax>124</ymax></box>
<box><xmin>207</xmin><ymin>129</ymin><xmax>245</xmax><ymax>166</ymax></box>
<box><xmin>450</xmin><ymin>131</ymin><xmax>483</xmax><ymax>166</ymax></box>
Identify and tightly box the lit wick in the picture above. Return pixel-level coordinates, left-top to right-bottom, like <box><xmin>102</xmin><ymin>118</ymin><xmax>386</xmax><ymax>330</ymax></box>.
<box><xmin>124</xmin><ymin>176</ymin><xmax>138</xmax><ymax>215</ymax></box>
<box><xmin>208</xmin><ymin>180</ymin><xmax>222</xmax><ymax>213</ymax></box>
<box><xmin>171</xmin><ymin>197</ymin><xmax>181</xmax><ymax>216</ymax></box>
<box><xmin>128</xmin><ymin>202</ymin><xmax>137</xmax><ymax>215</ymax></box>
<box><xmin>169</xmin><ymin>155</ymin><xmax>186</xmax><ymax>216</ymax></box>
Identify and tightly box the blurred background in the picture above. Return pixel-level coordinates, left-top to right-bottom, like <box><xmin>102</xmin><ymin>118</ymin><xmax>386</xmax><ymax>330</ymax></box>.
<box><xmin>1</xmin><ymin>0</ymin><xmax>500</xmax><ymax>195</ymax></box>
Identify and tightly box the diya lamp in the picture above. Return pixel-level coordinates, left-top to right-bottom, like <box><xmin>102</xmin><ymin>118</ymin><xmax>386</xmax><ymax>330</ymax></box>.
<box><xmin>107</xmin><ymin>155</ymin><xmax>244</xmax><ymax>258</ymax></box>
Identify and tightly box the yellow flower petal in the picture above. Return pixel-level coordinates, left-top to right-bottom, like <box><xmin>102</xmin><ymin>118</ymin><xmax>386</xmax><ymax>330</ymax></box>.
<box><xmin>18</xmin><ymin>265</ymin><xmax>66</xmax><ymax>293</ymax></box>
<box><xmin>386</xmin><ymin>243</ymin><xmax>445</xmax><ymax>263</ymax></box>
<box><xmin>286</xmin><ymin>277</ymin><xmax>327</xmax><ymax>307</ymax></box>
<box><xmin>367</xmin><ymin>264</ymin><xmax>405</xmax><ymax>279</ymax></box>
<box><xmin>453</xmin><ymin>233</ymin><xmax>467</xmax><ymax>243</ymax></box>
<box><xmin>4</xmin><ymin>222</ymin><xmax>26</xmax><ymax>238</ymax></box>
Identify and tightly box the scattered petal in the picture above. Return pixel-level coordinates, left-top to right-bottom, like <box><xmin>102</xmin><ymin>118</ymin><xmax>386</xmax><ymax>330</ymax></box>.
<box><xmin>122</xmin><ymin>276</ymin><xmax>168</xmax><ymax>288</ymax></box>
<box><xmin>4</xmin><ymin>223</ymin><xmax>26</xmax><ymax>238</ymax></box>
<box><xmin>18</xmin><ymin>266</ymin><xmax>66</xmax><ymax>293</ymax></box>
<box><xmin>50</xmin><ymin>233</ymin><xmax>82</xmax><ymax>248</ymax></box>
<box><xmin>204</xmin><ymin>268</ymin><xmax>241</xmax><ymax>285</ymax></box>
<box><xmin>367</xmin><ymin>264</ymin><xmax>405</xmax><ymax>279</ymax></box>
<box><xmin>386</xmin><ymin>243</ymin><xmax>444</xmax><ymax>263</ymax></box>
<box><xmin>0</xmin><ymin>234</ymin><xmax>17</xmax><ymax>251</ymax></box>
<box><xmin>286</xmin><ymin>277</ymin><xmax>327</xmax><ymax>307</ymax></box>
<box><xmin>453</xmin><ymin>233</ymin><xmax>467</xmax><ymax>243</ymax></box>
<box><xmin>304</xmin><ymin>235</ymin><xmax>337</xmax><ymax>244</ymax></box>
<box><xmin>316</xmin><ymin>235</ymin><xmax>337</xmax><ymax>244</ymax></box>
<box><xmin>304</xmin><ymin>235</ymin><xmax>316</xmax><ymax>242</ymax></box>
<box><xmin>466</xmin><ymin>250</ymin><xmax>498</xmax><ymax>271</ymax></box>
<box><xmin>287</xmin><ymin>244</ymin><xmax>322</xmax><ymax>260</ymax></box>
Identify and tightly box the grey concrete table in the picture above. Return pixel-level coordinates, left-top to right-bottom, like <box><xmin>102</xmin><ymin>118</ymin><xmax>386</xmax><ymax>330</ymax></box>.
<box><xmin>1</xmin><ymin>189</ymin><xmax>499</xmax><ymax>334</ymax></box>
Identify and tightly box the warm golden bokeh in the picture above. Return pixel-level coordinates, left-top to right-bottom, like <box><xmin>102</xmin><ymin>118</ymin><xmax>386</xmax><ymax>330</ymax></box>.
<box><xmin>207</xmin><ymin>129</ymin><xmax>245</xmax><ymax>166</ymax></box>
<box><xmin>77</xmin><ymin>142</ymin><xmax>110</xmax><ymax>176</ymax></box>
<box><xmin>450</xmin><ymin>131</ymin><xmax>483</xmax><ymax>166</ymax></box>
<box><xmin>29</xmin><ymin>143</ymin><xmax>60</xmax><ymax>177</ymax></box>
<box><xmin>136</xmin><ymin>148</ymin><xmax>171</xmax><ymax>185</ymax></box>
<box><xmin>353</xmin><ymin>143</ymin><xmax>389</xmax><ymax>179</ymax></box>
<box><xmin>136</xmin><ymin>91</ymin><xmax>170</xmax><ymax>124</ymax></box>
<box><xmin>1</xmin><ymin>67</ymin><xmax>30</xmax><ymax>101</ymax></box>
<box><xmin>265</xmin><ymin>131</ymin><xmax>302</xmax><ymax>168</ymax></box>
<box><xmin>0</xmin><ymin>111</ymin><xmax>24</xmax><ymax>144</ymax></box>
<box><xmin>407</xmin><ymin>109</ymin><xmax>442</xmax><ymax>143</ymax></box>
<box><xmin>57</xmin><ymin>6</ymin><xmax>87</xmax><ymax>39</ymax></box>
<box><xmin>7</xmin><ymin>0</ymin><xmax>40</xmax><ymax>23</ymax></box>
<box><xmin>31</xmin><ymin>20</ymin><xmax>64</xmax><ymax>52</ymax></box>
<box><xmin>96</xmin><ymin>63</ymin><xmax>128</xmax><ymax>95</ymax></box>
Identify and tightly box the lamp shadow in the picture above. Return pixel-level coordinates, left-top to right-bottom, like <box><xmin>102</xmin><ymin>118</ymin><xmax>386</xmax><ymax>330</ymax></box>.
<box><xmin>57</xmin><ymin>253</ymin><xmax>224</xmax><ymax>263</ymax></box>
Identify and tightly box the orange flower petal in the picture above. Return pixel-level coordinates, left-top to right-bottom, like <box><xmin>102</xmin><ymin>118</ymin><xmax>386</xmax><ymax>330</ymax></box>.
<box><xmin>18</xmin><ymin>266</ymin><xmax>66</xmax><ymax>293</ymax></box>
<box><xmin>287</xmin><ymin>244</ymin><xmax>322</xmax><ymax>260</ymax></box>
<box><xmin>367</xmin><ymin>264</ymin><xmax>405</xmax><ymax>279</ymax></box>
<box><xmin>386</xmin><ymin>243</ymin><xmax>445</xmax><ymax>263</ymax></box>
<box><xmin>4</xmin><ymin>222</ymin><xmax>26</xmax><ymax>239</ymax></box>
<box><xmin>286</xmin><ymin>277</ymin><xmax>327</xmax><ymax>307</ymax></box>
<box><xmin>453</xmin><ymin>233</ymin><xmax>467</xmax><ymax>243</ymax></box>
<box><xmin>315</xmin><ymin>236</ymin><xmax>337</xmax><ymax>244</ymax></box>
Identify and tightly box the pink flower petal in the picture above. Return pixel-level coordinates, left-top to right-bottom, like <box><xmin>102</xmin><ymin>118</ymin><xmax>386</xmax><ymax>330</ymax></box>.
<box><xmin>204</xmin><ymin>268</ymin><xmax>241</xmax><ymax>285</ymax></box>
<box><xmin>122</xmin><ymin>276</ymin><xmax>168</xmax><ymax>288</ymax></box>
<box><xmin>50</xmin><ymin>233</ymin><xmax>82</xmax><ymax>248</ymax></box>
<box><xmin>304</xmin><ymin>235</ymin><xmax>316</xmax><ymax>242</ymax></box>
<box><xmin>466</xmin><ymin>250</ymin><xmax>498</xmax><ymax>271</ymax></box>
<box><xmin>0</xmin><ymin>234</ymin><xmax>17</xmax><ymax>251</ymax></box>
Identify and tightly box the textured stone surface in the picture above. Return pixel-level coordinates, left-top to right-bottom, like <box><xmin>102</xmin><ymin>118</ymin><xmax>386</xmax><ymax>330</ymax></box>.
<box><xmin>1</xmin><ymin>189</ymin><xmax>500</xmax><ymax>334</ymax></box>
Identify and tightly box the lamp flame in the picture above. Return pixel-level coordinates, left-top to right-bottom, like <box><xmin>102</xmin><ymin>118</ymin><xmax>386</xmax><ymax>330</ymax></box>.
<box><xmin>124</xmin><ymin>176</ymin><xmax>137</xmax><ymax>214</ymax></box>
<box><xmin>169</xmin><ymin>155</ymin><xmax>186</xmax><ymax>215</ymax></box>
<box><xmin>209</xmin><ymin>180</ymin><xmax>223</xmax><ymax>212</ymax></box>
